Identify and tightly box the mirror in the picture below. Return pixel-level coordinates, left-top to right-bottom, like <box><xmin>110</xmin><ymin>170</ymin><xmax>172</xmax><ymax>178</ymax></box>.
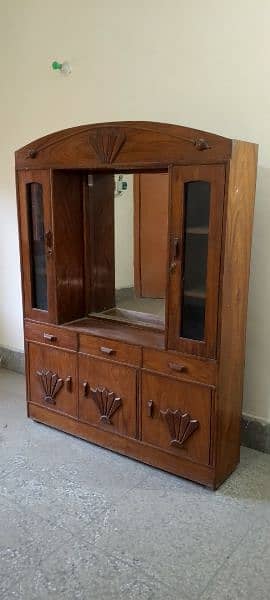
<box><xmin>89</xmin><ymin>172</ymin><xmax>168</xmax><ymax>330</ymax></box>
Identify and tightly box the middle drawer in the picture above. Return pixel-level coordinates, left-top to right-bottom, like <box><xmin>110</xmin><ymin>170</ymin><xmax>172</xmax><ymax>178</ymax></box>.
<box><xmin>79</xmin><ymin>334</ymin><xmax>142</xmax><ymax>367</ymax></box>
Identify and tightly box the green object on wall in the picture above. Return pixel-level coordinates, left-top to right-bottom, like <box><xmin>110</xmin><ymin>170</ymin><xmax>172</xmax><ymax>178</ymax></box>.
<box><xmin>52</xmin><ymin>61</ymin><xmax>62</xmax><ymax>71</ymax></box>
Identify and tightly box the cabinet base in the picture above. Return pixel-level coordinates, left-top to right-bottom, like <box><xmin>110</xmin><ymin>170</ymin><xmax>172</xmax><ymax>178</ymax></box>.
<box><xmin>28</xmin><ymin>403</ymin><xmax>220</xmax><ymax>489</ymax></box>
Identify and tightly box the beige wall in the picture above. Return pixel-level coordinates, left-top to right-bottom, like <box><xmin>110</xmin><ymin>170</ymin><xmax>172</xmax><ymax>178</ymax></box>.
<box><xmin>0</xmin><ymin>0</ymin><xmax>269</xmax><ymax>422</ymax></box>
<box><xmin>115</xmin><ymin>175</ymin><xmax>134</xmax><ymax>290</ymax></box>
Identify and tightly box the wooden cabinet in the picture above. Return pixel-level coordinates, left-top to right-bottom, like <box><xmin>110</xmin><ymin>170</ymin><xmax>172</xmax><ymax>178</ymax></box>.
<box><xmin>16</xmin><ymin>121</ymin><xmax>258</xmax><ymax>489</ymax></box>
<box><xmin>28</xmin><ymin>343</ymin><xmax>78</xmax><ymax>418</ymax></box>
<box><xmin>17</xmin><ymin>170</ymin><xmax>55</xmax><ymax>322</ymax></box>
<box><xmin>17</xmin><ymin>169</ymin><xmax>85</xmax><ymax>324</ymax></box>
<box><xmin>78</xmin><ymin>355</ymin><xmax>137</xmax><ymax>438</ymax></box>
<box><xmin>141</xmin><ymin>372</ymin><xmax>212</xmax><ymax>465</ymax></box>
<box><xmin>167</xmin><ymin>165</ymin><xmax>225</xmax><ymax>358</ymax></box>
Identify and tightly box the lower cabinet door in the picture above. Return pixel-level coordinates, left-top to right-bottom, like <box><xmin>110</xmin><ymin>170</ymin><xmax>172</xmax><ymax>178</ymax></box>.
<box><xmin>141</xmin><ymin>372</ymin><xmax>212</xmax><ymax>465</ymax></box>
<box><xmin>79</xmin><ymin>355</ymin><xmax>137</xmax><ymax>438</ymax></box>
<box><xmin>28</xmin><ymin>343</ymin><xmax>78</xmax><ymax>417</ymax></box>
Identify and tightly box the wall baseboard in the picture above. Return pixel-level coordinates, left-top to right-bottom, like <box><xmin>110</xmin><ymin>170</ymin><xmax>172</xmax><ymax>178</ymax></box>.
<box><xmin>1</xmin><ymin>346</ymin><xmax>269</xmax><ymax>455</ymax></box>
<box><xmin>241</xmin><ymin>415</ymin><xmax>270</xmax><ymax>455</ymax></box>
<box><xmin>0</xmin><ymin>345</ymin><xmax>25</xmax><ymax>375</ymax></box>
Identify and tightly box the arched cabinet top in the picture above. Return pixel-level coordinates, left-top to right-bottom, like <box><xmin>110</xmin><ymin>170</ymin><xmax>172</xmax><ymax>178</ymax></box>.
<box><xmin>15</xmin><ymin>121</ymin><xmax>234</xmax><ymax>170</ymax></box>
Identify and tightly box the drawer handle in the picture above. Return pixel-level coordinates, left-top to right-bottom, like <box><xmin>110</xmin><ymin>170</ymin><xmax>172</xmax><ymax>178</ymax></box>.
<box><xmin>100</xmin><ymin>346</ymin><xmax>115</xmax><ymax>355</ymax></box>
<box><xmin>168</xmin><ymin>362</ymin><xmax>187</xmax><ymax>373</ymax></box>
<box><xmin>43</xmin><ymin>333</ymin><xmax>57</xmax><ymax>343</ymax></box>
<box><xmin>147</xmin><ymin>400</ymin><xmax>154</xmax><ymax>417</ymax></box>
<box><xmin>65</xmin><ymin>376</ymin><xmax>72</xmax><ymax>391</ymax></box>
<box><xmin>82</xmin><ymin>381</ymin><xmax>89</xmax><ymax>397</ymax></box>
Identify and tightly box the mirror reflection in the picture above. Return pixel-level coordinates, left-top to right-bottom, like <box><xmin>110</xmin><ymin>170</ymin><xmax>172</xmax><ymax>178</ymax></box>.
<box><xmin>90</xmin><ymin>172</ymin><xmax>168</xmax><ymax>330</ymax></box>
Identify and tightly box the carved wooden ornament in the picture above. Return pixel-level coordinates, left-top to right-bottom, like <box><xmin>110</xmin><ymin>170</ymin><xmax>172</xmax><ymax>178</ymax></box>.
<box><xmin>89</xmin><ymin>128</ymin><xmax>126</xmax><ymax>163</ymax></box>
<box><xmin>160</xmin><ymin>408</ymin><xmax>199</xmax><ymax>448</ymax></box>
<box><xmin>90</xmin><ymin>386</ymin><xmax>121</xmax><ymax>424</ymax></box>
<box><xmin>37</xmin><ymin>369</ymin><xmax>63</xmax><ymax>404</ymax></box>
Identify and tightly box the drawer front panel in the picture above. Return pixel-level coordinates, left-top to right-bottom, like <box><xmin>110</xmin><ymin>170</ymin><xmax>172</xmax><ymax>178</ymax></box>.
<box><xmin>79</xmin><ymin>334</ymin><xmax>141</xmax><ymax>367</ymax></box>
<box><xmin>143</xmin><ymin>348</ymin><xmax>216</xmax><ymax>385</ymax></box>
<box><xmin>79</xmin><ymin>355</ymin><xmax>137</xmax><ymax>438</ymax></box>
<box><xmin>25</xmin><ymin>321</ymin><xmax>78</xmax><ymax>351</ymax></box>
<box><xmin>28</xmin><ymin>343</ymin><xmax>77</xmax><ymax>417</ymax></box>
<box><xmin>141</xmin><ymin>372</ymin><xmax>211</xmax><ymax>465</ymax></box>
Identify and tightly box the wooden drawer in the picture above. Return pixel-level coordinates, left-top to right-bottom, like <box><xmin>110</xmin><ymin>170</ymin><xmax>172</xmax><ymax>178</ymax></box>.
<box><xmin>141</xmin><ymin>372</ymin><xmax>212</xmax><ymax>465</ymax></box>
<box><xmin>79</xmin><ymin>334</ymin><xmax>142</xmax><ymax>367</ymax></box>
<box><xmin>143</xmin><ymin>348</ymin><xmax>216</xmax><ymax>385</ymax></box>
<box><xmin>79</xmin><ymin>355</ymin><xmax>137</xmax><ymax>438</ymax></box>
<box><xmin>25</xmin><ymin>321</ymin><xmax>78</xmax><ymax>351</ymax></box>
<box><xmin>28</xmin><ymin>343</ymin><xmax>78</xmax><ymax>418</ymax></box>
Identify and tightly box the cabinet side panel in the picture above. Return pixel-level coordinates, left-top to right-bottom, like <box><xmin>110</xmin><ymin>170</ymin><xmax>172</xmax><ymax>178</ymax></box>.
<box><xmin>215</xmin><ymin>141</ymin><xmax>258</xmax><ymax>487</ymax></box>
<box><xmin>52</xmin><ymin>171</ymin><xmax>85</xmax><ymax>323</ymax></box>
<box><xmin>88</xmin><ymin>174</ymin><xmax>115</xmax><ymax>313</ymax></box>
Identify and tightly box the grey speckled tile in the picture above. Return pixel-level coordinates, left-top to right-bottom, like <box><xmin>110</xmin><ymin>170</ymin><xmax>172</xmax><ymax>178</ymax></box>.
<box><xmin>40</xmin><ymin>542</ymin><xmax>183</xmax><ymax>600</ymax></box>
<box><xmin>93</xmin><ymin>483</ymin><xmax>256</xmax><ymax>598</ymax></box>
<box><xmin>201</xmin><ymin>518</ymin><xmax>270</xmax><ymax>600</ymax></box>
<box><xmin>215</xmin><ymin>446</ymin><xmax>270</xmax><ymax>516</ymax></box>
<box><xmin>1</xmin><ymin>370</ymin><xmax>270</xmax><ymax>600</ymax></box>
<box><xmin>0</xmin><ymin>496</ymin><xmax>74</xmax><ymax>600</ymax></box>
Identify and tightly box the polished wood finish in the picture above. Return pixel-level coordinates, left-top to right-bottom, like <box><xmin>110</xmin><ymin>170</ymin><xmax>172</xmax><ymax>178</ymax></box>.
<box><xmin>141</xmin><ymin>372</ymin><xmax>211</xmax><ymax>465</ymax></box>
<box><xmin>79</xmin><ymin>333</ymin><xmax>142</xmax><ymax>367</ymax></box>
<box><xmin>214</xmin><ymin>141</ymin><xmax>258</xmax><ymax>488</ymax></box>
<box><xmin>28</xmin><ymin>343</ymin><xmax>78</xmax><ymax>417</ymax></box>
<box><xmin>78</xmin><ymin>355</ymin><xmax>137</xmax><ymax>438</ymax></box>
<box><xmin>168</xmin><ymin>165</ymin><xmax>225</xmax><ymax>358</ymax></box>
<box><xmin>134</xmin><ymin>173</ymin><xmax>169</xmax><ymax>298</ymax></box>
<box><xmin>15</xmin><ymin>121</ymin><xmax>232</xmax><ymax>170</ymax></box>
<box><xmin>52</xmin><ymin>170</ymin><xmax>85</xmax><ymax>323</ymax></box>
<box><xmin>18</xmin><ymin>168</ymin><xmax>86</xmax><ymax>325</ymax></box>
<box><xmin>66</xmin><ymin>317</ymin><xmax>165</xmax><ymax>349</ymax></box>
<box><xmin>16</xmin><ymin>121</ymin><xmax>258</xmax><ymax>489</ymax></box>
<box><xmin>143</xmin><ymin>348</ymin><xmax>216</xmax><ymax>385</ymax></box>
<box><xmin>24</xmin><ymin>320</ymin><xmax>78</xmax><ymax>351</ymax></box>
<box><xmin>17</xmin><ymin>170</ymin><xmax>56</xmax><ymax>322</ymax></box>
<box><xmin>87</xmin><ymin>174</ymin><xmax>115</xmax><ymax>312</ymax></box>
<box><xmin>28</xmin><ymin>403</ymin><xmax>215</xmax><ymax>486</ymax></box>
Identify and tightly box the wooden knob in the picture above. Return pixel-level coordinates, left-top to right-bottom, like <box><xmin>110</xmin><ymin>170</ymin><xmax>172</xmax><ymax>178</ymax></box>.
<box><xmin>147</xmin><ymin>400</ymin><xmax>154</xmax><ymax>417</ymax></box>
<box><xmin>168</xmin><ymin>362</ymin><xmax>186</xmax><ymax>373</ymax></box>
<box><xmin>65</xmin><ymin>376</ymin><xmax>72</xmax><ymax>391</ymax></box>
<box><xmin>194</xmin><ymin>138</ymin><xmax>210</xmax><ymax>151</ymax></box>
<box><xmin>83</xmin><ymin>381</ymin><xmax>89</xmax><ymax>397</ymax></box>
<box><xmin>27</xmin><ymin>149</ymin><xmax>37</xmax><ymax>159</ymax></box>
<box><xmin>43</xmin><ymin>333</ymin><xmax>57</xmax><ymax>342</ymax></box>
<box><xmin>100</xmin><ymin>346</ymin><xmax>115</xmax><ymax>355</ymax></box>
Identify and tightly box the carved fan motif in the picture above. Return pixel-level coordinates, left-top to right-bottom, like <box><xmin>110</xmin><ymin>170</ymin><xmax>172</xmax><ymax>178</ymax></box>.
<box><xmin>90</xmin><ymin>386</ymin><xmax>121</xmax><ymax>424</ymax></box>
<box><xmin>36</xmin><ymin>369</ymin><xmax>63</xmax><ymax>405</ymax></box>
<box><xmin>89</xmin><ymin>128</ymin><xmax>126</xmax><ymax>163</ymax></box>
<box><xmin>160</xmin><ymin>408</ymin><xmax>199</xmax><ymax>448</ymax></box>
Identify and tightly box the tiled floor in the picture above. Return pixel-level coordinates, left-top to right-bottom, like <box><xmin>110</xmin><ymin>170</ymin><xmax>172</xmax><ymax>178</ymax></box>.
<box><xmin>0</xmin><ymin>369</ymin><xmax>270</xmax><ymax>600</ymax></box>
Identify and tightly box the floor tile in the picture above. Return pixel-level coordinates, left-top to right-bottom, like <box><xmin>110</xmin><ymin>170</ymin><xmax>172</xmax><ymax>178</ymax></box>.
<box><xmin>93</xmin><ymin>482</ymin><xmax>255</xmax><ymax>598</ymax></box>
<box><xmin>1</xmin><ymin>369</ymin><xmax>270</xmax><ymax>600</ymax></box>
<box><xmin>40</xmin><ymin>542</ymin><xmax>182</xmax><ymax>600</ymax></box>
<box><xmin>201</xmin><ymin>518</ymin><xmax>270</xmax><ymax>600</ymax></box>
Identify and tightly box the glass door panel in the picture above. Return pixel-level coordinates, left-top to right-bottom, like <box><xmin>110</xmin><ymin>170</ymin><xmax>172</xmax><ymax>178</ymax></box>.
<box><xmin>181</xmin><ymin>181</ymin><xmax>210</xmax><ymax>341</ymax></box>
<box><xmin>27</xmin><ymin>182</ymin><xmax>48</xmax><ymax>310</ymax></box>
<box><xmin>17</xmin><ymin>170</ymin><xmax>56</xmax><ymax>322</ymax></box>
<box><xmin>168</xmin><ymin>165</ymin><xmax>225</xmax><ymax>358</ymax></box>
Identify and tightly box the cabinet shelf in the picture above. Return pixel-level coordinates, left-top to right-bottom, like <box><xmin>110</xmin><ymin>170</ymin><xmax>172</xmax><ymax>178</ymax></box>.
<box><xmin>186</xmin><ymin>226</ymin><xmax>209</xmax><ymax>235</ymax></box>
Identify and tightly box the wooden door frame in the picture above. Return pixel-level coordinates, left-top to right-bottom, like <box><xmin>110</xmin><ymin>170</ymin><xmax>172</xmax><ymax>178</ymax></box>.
<box><xmin>17</xmin><ymin>169</ymin><xmax>57</xmax><ymax>323</ymax></box>
<box><xmin>167</xmin><ymin>164</ymin><xmax>225</xmax><ymax>358</ymax></box>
